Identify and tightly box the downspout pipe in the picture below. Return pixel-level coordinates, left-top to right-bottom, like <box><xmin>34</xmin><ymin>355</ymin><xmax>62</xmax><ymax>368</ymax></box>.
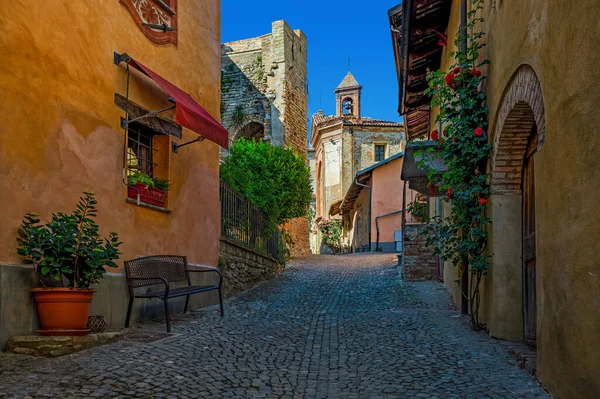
<box><xmin>355</xmin><ymin>178</ymin><xmax>372</xmax><ymax>251</ymax></box>
<box><xmin>375</xmin><ymin>209</ymin><xmax>404</xmax><ymax>252</ymax></box>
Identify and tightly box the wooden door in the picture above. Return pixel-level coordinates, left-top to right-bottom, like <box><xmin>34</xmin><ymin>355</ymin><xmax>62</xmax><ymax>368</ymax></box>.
<box><xmin>522</xmin><ymin>131</ymin><xmax>537</xmax><ymax>345</ymax></box>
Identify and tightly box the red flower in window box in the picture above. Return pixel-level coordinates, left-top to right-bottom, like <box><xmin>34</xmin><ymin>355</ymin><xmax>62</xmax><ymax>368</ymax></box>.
<box><xmin>474</xmin><ymin>127</ymin><xmax>484</xmax><ymax>137</ymax></box>
<box><xmin>128</xmin><ymin>183</ymin><xmax>166</xmax><ymax>207</ymax></box>
<box><xmin>431</xmin><ymin>130</ymin><xmax>439</xmax><ymax>140</ymax></box>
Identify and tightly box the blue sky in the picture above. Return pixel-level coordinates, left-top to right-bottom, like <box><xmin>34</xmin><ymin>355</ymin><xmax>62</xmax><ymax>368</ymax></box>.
<box><xmin>221</xmin><ymin>0</ymin><xmax>403</xmax><ymax>138</ymax></box>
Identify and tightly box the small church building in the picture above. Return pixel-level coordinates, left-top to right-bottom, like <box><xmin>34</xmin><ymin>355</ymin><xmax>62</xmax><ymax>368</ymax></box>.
<box><xmin>310</xmin><ymin>72</ymin><xmax>414</xmax><ymax>253</ymax></box>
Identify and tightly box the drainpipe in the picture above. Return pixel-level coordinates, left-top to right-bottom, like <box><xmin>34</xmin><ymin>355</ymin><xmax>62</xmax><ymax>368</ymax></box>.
<box><xmin>375</xmin><ymin>209</ymin><xmax>404</xmax><ymax>252</ymax></box>
<box><xmin>459</xmin><ymin>0</ymin><xmax>469</xmax><ymax>315</ymax></box>
<box><xmin>355</xmin><ymin>178</ymin><xmax>372</xmax><ymax>251</ymax></box>
<box><xmin>436</xmin><ymin>196</ymin><xmax>444</xmax><ymax>282</ymax></box>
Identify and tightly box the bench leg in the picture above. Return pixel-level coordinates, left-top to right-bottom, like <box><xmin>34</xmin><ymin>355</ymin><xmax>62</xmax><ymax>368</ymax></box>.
<box><xmin>218</xmin><ymin>287</ymin><xmax>224</xmax><ymax>317</ymax></box>
<box><xmin>184</xmin><ymin>295</ymin><xmax>190</xmax><ymax>314</ymax></box>
<box><xmin>164</xmin><ymin>298</ymin><xmax>171</xmax><ymax>333</ymax></box>
<box><xmin>125</xmin><ymin>297</ymin><xmax>134</xmax><ymax>328</ymax></box>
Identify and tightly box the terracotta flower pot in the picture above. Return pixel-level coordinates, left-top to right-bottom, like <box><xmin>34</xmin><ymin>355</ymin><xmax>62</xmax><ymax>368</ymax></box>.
<box><xmin>31</xmin><ymin>288</ymin><xmax>96</xmax><ymax>336</ymax></box>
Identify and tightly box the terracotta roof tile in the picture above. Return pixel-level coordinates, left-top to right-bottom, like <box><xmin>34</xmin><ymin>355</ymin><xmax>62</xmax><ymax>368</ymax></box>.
<box><xmin>312</xmin><ymin>114</ymin><xmax>403</xmax><ymax>129</ymax></box>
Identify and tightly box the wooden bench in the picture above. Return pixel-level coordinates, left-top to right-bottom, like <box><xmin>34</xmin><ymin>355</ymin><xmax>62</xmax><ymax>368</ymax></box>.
<box><xmin>124</xmin><ymin>255</ymin><xmax>223</xmax><ymax>332</ymax></box>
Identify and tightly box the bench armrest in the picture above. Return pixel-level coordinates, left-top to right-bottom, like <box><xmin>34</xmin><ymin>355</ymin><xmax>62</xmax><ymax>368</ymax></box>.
<box><xmin>127</xmin><ymin>276</ymin><xmax>170</xmax><ymax>295</ymax></box>
<box><xmin>186</xmin><ymin>266</ymin><xmax>222</xmax><ymax>288</ymax></box>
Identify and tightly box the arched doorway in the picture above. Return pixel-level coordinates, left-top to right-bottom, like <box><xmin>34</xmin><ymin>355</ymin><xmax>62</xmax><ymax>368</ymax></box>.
<box><xmin>235</xmin><ymin>121</ymin><xmax>265</xmax><ymax>142</ymax></box>
<box><xmin>490</xmin><ymin>65</ymin><xmax>545</xmax><ymax>344</ymax></box>
<box><xmin>522</xmin><ymin>126</ymin><xmax>538</xmax><ymax>345</ymax></box>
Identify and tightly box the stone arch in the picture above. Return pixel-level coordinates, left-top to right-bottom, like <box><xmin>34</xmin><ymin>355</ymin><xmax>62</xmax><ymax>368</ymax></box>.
<box><xmin>342</xmin><ymin>97</ymin><xmax>354</xmax><ymax>115</ymax></box>
<box><xmin>490</xmin><ymin>65</ymin><xmax>545</xmax><ymax>195</ymax></box>
<box><xmin>234</xmin><ymin>121</ymin><xmax>265</xmax><ymax>142</ymax></box>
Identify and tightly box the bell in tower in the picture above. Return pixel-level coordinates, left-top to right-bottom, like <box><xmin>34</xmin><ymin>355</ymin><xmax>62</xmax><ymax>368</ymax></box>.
<box><xmin>334</xmin><ymin>72</ymin><xmax>362</xmax><ymax>117</ymax></box>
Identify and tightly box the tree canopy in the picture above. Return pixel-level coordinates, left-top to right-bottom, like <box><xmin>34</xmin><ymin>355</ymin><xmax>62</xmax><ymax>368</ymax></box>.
<box><xmin>220</xmin><ymin>139</ymin><xmax>312</xmax><ymax>227</ymax></box>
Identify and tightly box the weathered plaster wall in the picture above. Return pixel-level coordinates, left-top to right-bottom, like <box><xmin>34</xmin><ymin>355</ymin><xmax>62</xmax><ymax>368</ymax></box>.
<box><xmin>483</xmin><ymin>1</ymin><xmax>600</xmax><ymax>397</ymax></box>
<box><xmin>351</xmin><ymin>127</ymin><xmax>405</xmax><ymax>172</ymax></box>
<box><xmin>431</xmin><ymin>1</ymin><xmax>600</xmax><ymax>396</ymax></box>
<box><xmin>321</xmin><ymin>136</ymin><xmax>343</xmax><ymax>218</ymax></box>
<box><xmin>0</xmin><ymin>0</ymin><xmax>222</xmax><ymax>339</ymax></box>
<box><xmin>371</xmin><ymin>157</ymin><xmax>414</xmax><ymax>251</ymax></box>
<box><xmin>219</xmin><ymin>238</ymin><xmax>282</xmax><ymax>298</ymax></box>
<box><xmin>350</xmin><ymin>184</ymin><xmax>371</xmax><ymax>251</ymax></box>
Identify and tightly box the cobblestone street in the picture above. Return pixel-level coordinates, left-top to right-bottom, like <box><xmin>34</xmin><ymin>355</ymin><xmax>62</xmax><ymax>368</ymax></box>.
<box><xmin>0</xmin><ymin>254</ymin><xmax>548</xmax><ymax>398</ymax></box>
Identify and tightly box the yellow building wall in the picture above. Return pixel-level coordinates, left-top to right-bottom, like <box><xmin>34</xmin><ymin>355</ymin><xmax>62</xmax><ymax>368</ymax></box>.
<box><xmin>0</xmin><ymin>0</ymin><xmax>222</xmax><ymax>268</ymax></box>
<box><xmin>428</xmin><ymin>1</ymin><xmax>600</xmax><ymax>397</ymax></box>
<box><xmin>483</xmin><ymin>2</ymin><xmax>600</xmax><ymax>398</ymax></box>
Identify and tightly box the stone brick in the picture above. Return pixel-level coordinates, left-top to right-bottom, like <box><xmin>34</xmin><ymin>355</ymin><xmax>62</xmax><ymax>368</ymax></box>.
<box><xmin>219</xmin><ymin>238</ymin><xmax>282</xmax><ymax>298</ymax></box>
<box><xmin>491</xmin><ymin>65</ymin><xmax>545</xmax><ymax>195</ymax></box>
<box><xmin>402</xmin><ymin>224</ymin><xmax>437</xmax><ymax>281</ymax></box>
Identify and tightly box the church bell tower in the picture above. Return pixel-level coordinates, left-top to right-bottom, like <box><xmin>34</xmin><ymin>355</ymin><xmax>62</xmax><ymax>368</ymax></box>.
<box><xmin>335</xmin><ymin>72</ymin><xmax>362</xmax><ymax>117</ymax></box>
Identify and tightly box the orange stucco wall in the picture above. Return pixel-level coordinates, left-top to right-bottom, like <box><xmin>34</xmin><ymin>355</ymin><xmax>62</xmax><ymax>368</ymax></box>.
<box><xmin>0</xmin><ymin>1</ymin><xmax>222</xmax><ymax>268</ymax></box>
<box><xmin>371</xmin><ymin>157</ymin><xmax>417</xmax><ymax>248</ymax></box>
<box><xmin>349</xmin><ymin>156</ymin><xmax>418</xmax><ymax>251</ymax></box>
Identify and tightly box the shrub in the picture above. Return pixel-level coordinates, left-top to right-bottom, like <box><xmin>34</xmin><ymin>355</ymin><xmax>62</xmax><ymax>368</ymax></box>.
<box><xmin>17</xmin><ymin>191</ymin><xmax>122</xmax><ymax>289</ymax></box>
<box><xmin>220</xmin><ymin>138</ymin><xmax>312</xmax><ymax>228</ymax></box>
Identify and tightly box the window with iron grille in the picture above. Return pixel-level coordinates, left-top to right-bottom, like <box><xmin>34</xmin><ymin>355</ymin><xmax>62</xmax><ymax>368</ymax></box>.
<box><xmin>127</xmin><ymin>122</ymin><xmax>158</xmax><ymax>177</ymax></box>
<box><xmin>375</xmin><ymin>144</ymin><xmax>386</xmax><ymax>162</ymax></box>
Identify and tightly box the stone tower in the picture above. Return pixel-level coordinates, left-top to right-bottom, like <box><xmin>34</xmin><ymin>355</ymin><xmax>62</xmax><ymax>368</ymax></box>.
<box><xmin>221</xmin><ymin>20</ymin><xmax>308</xmax><ymax>156</ymax></box>
<box><xmin>335</xmin><ymin>72</ymin><xmax>362</xmax><ymax>117</ymax></box>
<box><xmin>221</xmin><ymin>21</ymin><xmax>310</xmax><ymax>256</ymax></box>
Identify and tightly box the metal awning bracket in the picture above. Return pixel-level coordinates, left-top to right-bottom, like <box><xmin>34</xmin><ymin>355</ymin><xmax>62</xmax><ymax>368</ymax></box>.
<box><xmin>172</xmin><ymin>136</ymin><xmax>205</xmax><ymax>153</ymax></box>
<box><xmin>114</xmin><ymin>51</ymin><xmax>130</xmax><ymax>66</ymax></box>
<box><xmin>120</xmin><ymin>103</ymin><xmax>176</xmax><ymax>129</ymax></box>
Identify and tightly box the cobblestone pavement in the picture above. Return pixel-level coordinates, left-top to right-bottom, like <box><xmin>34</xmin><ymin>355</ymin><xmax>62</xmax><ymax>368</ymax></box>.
<box><xmin>0</xmin><ymin>254</ymin><xmax>548</xmax><ymax>398</ymax></box>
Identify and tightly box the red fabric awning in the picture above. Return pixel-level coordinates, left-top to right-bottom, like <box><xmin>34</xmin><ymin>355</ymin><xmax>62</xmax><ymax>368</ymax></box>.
<box><xmin>128</xmin><ymin>57</ymin><xmax>229</xmax><ymax>149</ymax></box>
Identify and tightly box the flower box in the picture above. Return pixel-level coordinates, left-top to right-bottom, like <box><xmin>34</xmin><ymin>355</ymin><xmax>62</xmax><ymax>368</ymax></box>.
<box><xmin>127</xmin><ymin>183</ymin><xmax>166</xmax><ymax>207</ymax></box>
<box><xmin>401</xmin><ymin>140</ymin><xmax>447</xmax><ymax>196</ymax></box>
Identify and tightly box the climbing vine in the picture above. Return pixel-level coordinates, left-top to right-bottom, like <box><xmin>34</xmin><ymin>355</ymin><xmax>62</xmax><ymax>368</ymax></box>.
<box><xmin>416</xmin><ymin>0</ymin><xmax>491</xmax><ymax>330</ymax></box>
<box><xmin>318</xmin><ymin>220</ymin><xmax>342</xmax><ymax>253</ymax></box>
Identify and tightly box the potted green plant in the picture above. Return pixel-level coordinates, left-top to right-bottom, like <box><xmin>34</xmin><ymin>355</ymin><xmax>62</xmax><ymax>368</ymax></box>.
<box><xmin>127</xmin><ymin>171</ymin><xmax>170</xmax><ymax>207</ymax></box>
<box><xmin>17</xmin><ymin>191</ymin><xmax>121</xmax><ymax>335</ymax></box>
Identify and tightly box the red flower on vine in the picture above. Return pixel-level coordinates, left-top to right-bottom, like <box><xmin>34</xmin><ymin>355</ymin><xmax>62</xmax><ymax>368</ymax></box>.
<box><xmin>431</xmin><ymin>130</ymin><xmax>439</xmax><ymax>140</ymax></box>
<box><xmin>474</xmin><ymin>69</ymin><xmax>482</xmax><ymax>77</ymax></box>
<box><xmin>453</xmin><ymin>67</ymin><xmax>461</xmax><ymax>74</ymax></box>
<box><xmin>445</xmin><ymin>73</ymin><xmax>455</xmax><ymax>86</ymax></box>
<box><xmin>474</xmin><ymin>127</ymin><xmax>484</xmax><ymax>137</ymax></box>
<box><xmin>480</xmin><ymin>197</ymin><xmax>487</xmax><ymax>204</ymax></box>
<box><xmin>440</xmin><ymin>139</ymin><xmax>445</xmax><ymax>146</ymax></box>
<box><xmin>447</xmin><ymin>187</ymin><xmax>454</xmax><ymax>200</ymax></box>
<box><xmin>453</xmin><ymin>137</ymin><xmax>458</xmax><ymax>143</ymax></box>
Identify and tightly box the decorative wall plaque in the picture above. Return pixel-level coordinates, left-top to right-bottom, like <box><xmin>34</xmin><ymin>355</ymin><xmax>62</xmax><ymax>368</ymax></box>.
<box><xmin>120</xmin><ymin>0</ymin><xmax>178</xmax><ymax>46</ymax></box>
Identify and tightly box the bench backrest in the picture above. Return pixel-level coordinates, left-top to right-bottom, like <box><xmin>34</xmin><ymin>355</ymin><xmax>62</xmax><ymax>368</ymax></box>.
<box><xmin>124</xmin><ymin>255</ymin><xmax>189</xmax><ymax>290</ymax></box>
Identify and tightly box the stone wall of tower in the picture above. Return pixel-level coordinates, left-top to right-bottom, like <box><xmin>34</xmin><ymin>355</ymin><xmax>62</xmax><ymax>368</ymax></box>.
<box><xmin>221</xmin><ymin>37</ymin><xmax>269</xmax><ymax>148</ymax></box>
<box><xmin>221</xmin><ymin>21</ymin><xmax>310</xmax><ymax>257</ymax></box>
